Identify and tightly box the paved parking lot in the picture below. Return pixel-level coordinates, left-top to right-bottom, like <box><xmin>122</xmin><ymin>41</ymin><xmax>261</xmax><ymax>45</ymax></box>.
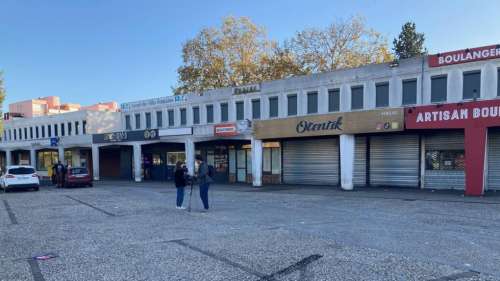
<box><xmin>1</xmin><ymin>182</ymin><xmax>500</xmax><ymax>281</ymax></box>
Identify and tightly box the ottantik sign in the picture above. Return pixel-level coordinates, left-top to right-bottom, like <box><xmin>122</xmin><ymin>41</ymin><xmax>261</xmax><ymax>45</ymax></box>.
<box><xmin>254</xmin><ymin>108</ymin><xmax>403</xmax><ymax>139</ymax></box>
<box><xmin>428</xmin><ymin>44</ymin><xmax>500</xmax><ymax>67</ymax></box>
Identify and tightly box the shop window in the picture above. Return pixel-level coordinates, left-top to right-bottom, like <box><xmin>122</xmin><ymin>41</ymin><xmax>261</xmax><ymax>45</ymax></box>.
<box><xmin>375</xmin><ymin>82</ymin><xmax>389</xmax><ymax>107</ymax></box>
<box><xmin>269</xmin><ymin>96</ymin><xmax>279</xmax><ymax>118</ymax></box>
<box><xmin>328</xmin><ymin>89</ymin><xmax>340</xmax><ymax>112</ymax></box>
<box><xmin>65</xmin><ymin>150</ymin><xmax>73</xmax><ymax>167</ymax></box>
<box><xmin>47</xmin><ymin>125</ymin><xmax>51</xmax><ymax>137</ymax></box>
<box><xmin>402</xmin><ymin>79</ymin><xmax>417</xmax><ymax>105</ymax></box>
<box><xmin>82</xmin><ymin>120</ymin><xmax>87</xmax><ymax>134</ymax></box>
<box><xmin>145</xmin><ymin>112</ymin><xmax>152</xmax><ymax>129</ymax></box>
<box><xmin>168</xmin><ymin>110</ymin><xmax>175</xmax><ymax>126</ymax></box>
<box><xmin>252</xmin><ymin>99</ymin><xmax>260</xmax><ymax>120</ymax></box>
<box><xmin>180</xmin><ymin>108</ymin><xmax>187</xmax><ymax>125</ymax></box>
<box><xmin>156</xmin><ymin>111</ymin><xmax>163</xmax><ymax>128</ymax></box>
<box><xmin>206</xmin><ymin>105</ymin><xmax>214</xmax><ymax>123</ymax></box>
<box><xmin>236</xmin><ymin>101</ymin><xmax>244</xmax><ymax>121</ymax></box>
<box><xmin>263</xmin><ymin>142</ymin><xmax>281</xmax><ymax>175</ymax></box>
<box><xmin>463</xmin><ymin>70</ymin><xmax>481</xmax><ymax>100</ymax></box>
<box><xmin>75</xmin><ymin>122</ymin><xmax>79</xmax><ymax>135</ymax></box>
<box><xmin>152</xmin><ymin>154</ymin><xmax>163</xmax><ymax>165</ymax></box>
<box><xmin>425</xmin><ymin>150</ymin><xmax>465</xmax><ymax>170</ymax></box>
<box><xmin>68</xmin><ymin>122</ymin><xmax>72</xmax><ymax>136</ymax></box>
<box><xmin>167</xmin><ymin>152</ymin><xmax>186</xmax><ymax>166</ymax></box>
<box><xmin>36</xmin><ymin>151</ymin><xmax>58</xmax><ymax>171</ymax></box>
<box><xmin>351</xmin><ymin>85</ymin><xmax>363</xmax><ymax>110</ymax></box>
<box><xmin>29</xmin><ymin>127</ymin><xmax>33</xmax><ymax>139</ymax></box>
<box><xmin>229</xmin><ymin>148</ymin><xmax>236</xmax><ymax>176</ymax></box>
<box><xmin>54</xmin><ymin>124</ymin><xmax>58</xmax><ymax>137</ymax></box>
<box><xmin>431</xmin><ymin>75</ymin><xmax>447</xmax><ymax>103</ymax></box>
<box><xmin>125</xmin><ymin>115</ymin><xmax>131</xmax><ymax>130</ymax></box>
<box><xmin>135</xmin><ymin>113</ymin><xmax>141</xmax><ymax>129</ymax></box>
<box><xmin>287</xmin><ymin>94</ymin><xmax>297</xmax><ymax>116</ymax></box>
<box><xmin>221</xmin><ymin>103</ymin><xmax>229</xmax><ymax>122</ymax></box>
<box><xmin>193</xmin><ymin>107</ymin><xmax>200</xmax><ymax>124</ymax></box>
<box><xmin>307</xmin><ymin>91</ymin><xmax>318</xmax><ymax>114</ymax></box>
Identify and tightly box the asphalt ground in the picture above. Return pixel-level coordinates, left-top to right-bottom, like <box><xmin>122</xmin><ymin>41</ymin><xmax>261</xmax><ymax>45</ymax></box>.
<box><xmin>1</xmin><ymin>181</ymin><xmax>500</xmax><ymax>281</ymax></box>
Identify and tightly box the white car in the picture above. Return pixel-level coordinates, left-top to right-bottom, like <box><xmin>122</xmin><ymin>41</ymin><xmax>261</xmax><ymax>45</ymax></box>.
<box><xmin>1</xmin><ymin>165</ymin><xmax>40</xmax><ymax>192</ymax></box>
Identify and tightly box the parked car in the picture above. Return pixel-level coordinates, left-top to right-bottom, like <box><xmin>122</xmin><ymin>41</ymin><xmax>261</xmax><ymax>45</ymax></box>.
<box><xmin>64</xmin><ymin>167</ymin><xmax>93</xmax><ymax>187</ymax></box>
<box><xmin>0</xmin><ymin>165</ymin><xmax>40</xmax><ymax>192</ymax></box>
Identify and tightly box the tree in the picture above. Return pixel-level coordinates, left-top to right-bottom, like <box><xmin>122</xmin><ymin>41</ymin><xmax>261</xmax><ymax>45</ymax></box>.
<box><xmin>393</xmin><ymin>22</ymin><xmax>426</xmax><ymax>60</ymax></box>
<box><xmin>0</xmin><ymin>72</ymin><xmax>6</xmax><ymax>132</ymax></box>
<box><xmin>288</xmin><ymin>16</ymin><xmax>393</xmax><ymax>73</ymax></box>
<box><xmin>259</xmin><ymin>43</ymin><xmax>309</xmax><ymax>81</ymax></box>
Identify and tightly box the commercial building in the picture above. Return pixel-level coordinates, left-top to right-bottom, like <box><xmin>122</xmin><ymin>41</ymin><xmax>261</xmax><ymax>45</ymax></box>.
<box><xmin>3</xmin><ymin>44</ymin><xmax>500</xmax><ymax>196</ymax></box>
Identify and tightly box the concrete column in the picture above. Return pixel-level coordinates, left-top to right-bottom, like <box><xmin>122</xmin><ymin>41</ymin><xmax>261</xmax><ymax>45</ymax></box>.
<box><xmin>185</xmin><ymin>138</ymin><xmax>195</xmax><ymax>176</ymax></box>
<box><xmin>340</xmin><ymin>134</ymin><xmax>355</xmax><ymax>191</ymax></box>
<box><xmin>251</xmin><ymin>137</ymin><xmax>263</xmax><ymax>187</ymax></box>
<box><xmin>133</xmin><ymin>143</ymin><xmax>142</xmax><ymax>182</ymax></box>
<box><xmin>30</xmin><ymin>149</ymin><xmax>36</xmax><ymax>169</ymax></box>
<box><xmin>91</xmin><ymin>145</ymin><xmax>100</xmax><ymax>181</ymax></box>
<box><xmin>58</xmin><ymin>146</ymin><xmax>65</xmax><ymax>164</ymax></box>
<box><xmin>5</xmin><ymin>149</ymin><xmax>12</xmax><ymax>167</ymax></box>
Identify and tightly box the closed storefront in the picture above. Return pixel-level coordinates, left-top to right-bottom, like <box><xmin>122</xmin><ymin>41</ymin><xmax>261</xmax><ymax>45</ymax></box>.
<box><xmin>424</xmin><ymin>131</ymin><xmax>465</xmax><ymax>190</ymax></box>
<box><xmin>282</xmin><ymin>138</ymin><xmax>339</xmax><ymax>186</ymax></box>
<box><xmin>369</xmin><ymin>134</ymin><xmax>419</xmax><ymax>187</ymax></box>
<box><xmin>353</xmin><ymin>136</ymin><xmax>367</xmax><ymax>187</ymax></box>
<box><xmin>487</xmin><ymin>129</ymin><xmax>500</xmax><ymax>191</ymax></box>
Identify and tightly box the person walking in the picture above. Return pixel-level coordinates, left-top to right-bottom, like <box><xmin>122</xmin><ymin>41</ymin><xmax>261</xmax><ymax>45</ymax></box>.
<box><xmin>195</xmin><ymin>155</ymin><xmax>213</xmax><ymax>211</ymax></box>
<box><xmin>55</xmin><ymin>161</ymin><xmax>66</xmax><ymax>188</ymax></box>
<box><xmin>174</xmin><ymin>161</ymin><xmax>188</xmax><ymax>209</ymax></box>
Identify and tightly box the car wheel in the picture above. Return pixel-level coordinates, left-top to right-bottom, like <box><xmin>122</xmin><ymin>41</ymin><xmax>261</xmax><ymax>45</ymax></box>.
<box><xmin>34</xmin><ymin>187</ymin><xmax>39</xmax><ymax>191</ymax></box>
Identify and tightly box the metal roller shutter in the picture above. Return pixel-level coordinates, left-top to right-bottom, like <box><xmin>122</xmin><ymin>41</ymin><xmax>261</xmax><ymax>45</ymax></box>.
<box><xmin>369</xmin><ymin>134</ymin><xmax>419</xmax><ymax>187</ymax></box>
<box><xmin>424</xmin><ymin>131</ymin><xmax>465</xmax><ymax>190</ymax></box>
<box><xmin>283</xmin><ymin>138</ymin><xmax>339</xmax><ymax>185</ymax></box>
<box><xmin>487</xmin><ymin>131</ymin><xmax>500</xmax><ymax>191</ymax></box>
<box><xmin>353</xmin><ymin>136</ymin><xmax>367</xmax><ymax>186</ymax></box>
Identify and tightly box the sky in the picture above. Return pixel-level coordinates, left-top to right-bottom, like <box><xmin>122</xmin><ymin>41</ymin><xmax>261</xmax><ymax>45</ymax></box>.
<box><xmin>1</xmin><ymin>0</ymin><xmax>500</xmax><ymax>111</ymax></box>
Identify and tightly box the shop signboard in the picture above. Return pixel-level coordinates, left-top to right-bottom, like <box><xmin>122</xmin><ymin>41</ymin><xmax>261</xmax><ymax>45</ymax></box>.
<box><xmin>120</xmin><ymin>96</ymin><xmax>187</xmax><ymax>112</ymax></box>
<box><xmin>233</xmin><ymin>84</ymin><xmax>261</xmax><ymax>95</ymax></box>
<box><xmin>428</xmin><ymin>44</ymin><xmax>500</xmax><ymax>67</ymax></box>
<box><xmin>158</xmin><ymin>127</ymin><xmax>193</xmax><ymax>137</ymax></box>
<box><xmin>93</xmin><ymin>129</ymin><xmax>159</xmax><ymax>144</ymax></box>
<box><xmin>254</xmin><ymin>108</ymin><xmax>403</xmax><ymax>139</ymax></box>
<box><xmin>214</xmin><ymin>123</ymin><xmax>238</xmax><ymax>136</ymax></box>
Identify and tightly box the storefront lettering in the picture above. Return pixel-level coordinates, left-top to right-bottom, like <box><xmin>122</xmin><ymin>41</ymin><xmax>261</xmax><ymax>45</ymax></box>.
<box><xmin>429</xmin><ymin>44</ymin><xmax>500</xmax><ymax>67</ymax></box>
<box><xmin>296</xmin><ymin>117</ymin><xmax>343</xmax><ymax>134</ymax></box>
<box><xmin>104</xmin><ymin>132</ymin><xmax>128</xmax><ymax>142</ymax></box>
<box><xmin>415</xmin><ymin>106</ymin><xmax>500</xmax><ymax>123</ymax></box>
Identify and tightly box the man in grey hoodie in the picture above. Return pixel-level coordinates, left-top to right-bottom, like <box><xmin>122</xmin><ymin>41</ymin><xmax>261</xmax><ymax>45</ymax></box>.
<box><xmin>196</xmin><ymin>155</ymin><xmax>213</xmax><ymax>211</ymax></box>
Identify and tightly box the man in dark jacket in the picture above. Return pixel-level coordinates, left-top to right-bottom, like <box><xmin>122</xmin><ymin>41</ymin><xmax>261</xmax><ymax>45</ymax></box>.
<box><xmin>195</xmin><ymin>155</ymin><xmax>213</xmax><ymax>211</ymax></box>
<box><xmin>55</xmin><ymin>161</ymin><xmax>66</xmax><ymax>188</ymax></box>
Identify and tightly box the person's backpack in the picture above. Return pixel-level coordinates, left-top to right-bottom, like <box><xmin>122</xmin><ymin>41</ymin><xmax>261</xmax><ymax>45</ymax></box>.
<box><xmin>208</xmin><ymin>165</ymin><xmax>215</xmax><ymax>178</ymax></box>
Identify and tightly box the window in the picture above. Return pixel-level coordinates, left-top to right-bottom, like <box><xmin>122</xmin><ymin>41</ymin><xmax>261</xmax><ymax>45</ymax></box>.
<box><xmin>206</xmin><ymin>105</ymin><xmax>214</xmax><ymax>123</ymax></box>
<box><xmin>375</xmin><ymin>82</ymin><xmax>389</xmax><ymax>108</ymax></box>
<box><xmin>269</xmin><ymin>97</ymin><xmax>279</xmax><ymax>118</ymax></box>
<box><xmin>351</xmin><ymin>86</ymin><xmax>364</xmax><ymax>110</ymax></box>
<box><xmin>252</xmin><ymin>99</ymin><xmax>260</xmax><ymax>119</ymax></box>
<box><xmin>168</xmin><ymin>110</ymin><xmax>174</xmax><ymax>126</ymax></box>
<box><xmin>220</xmin><ymin>103</ymin><xmax>229</xmax><ymax>122</ymax></box>
<box><xmin>180</xmin><ymin>108</ymin><xmax>187</xmax><ymax>125</ymax></box>
<box><xmin>307</xmin><ymin>91</ymin><xmax>318</xmax><ymax>114</ymax></box>
<box><xmin>463</xmin><ymin>71</ymin><xmax>481</xmax><ymax>100</ymax></box>
<box><xmin>41</xmin><ymin>126</ymin><xmax>45</xmax><ymax>138</ymax></box>
<box><xmin>82</xmin><ymin>120</ymin><xmax>87</xmax><ymax>134</ymax></box>
<box><xmin>402</xmin><ymin>79</ymin><xmax>417</xmax><ymax>105</ymax></box>
<box><xmin>431</xmin><ymin>75</ymin><xmax>447</xmax><ymax>103</ymax></box>
<box><xmin>54</xmin><ymin>124</ymin><xmax>58</xmax><ymax>137</ymax></box>
<box><xmin>47</xmin><ymin>125</ymin><xmax>52</xmax><ymax>137</ymax></box>
<box><xmin>236</xmin><ymin>101</ymin><xmax>244</xmax><ymax>120</ymax></box>
<box><xmin>145</xmin><ymin>112</ymin><xmax>152</xmax><ymax>129</ymax></box>
<box><xmin>36</xmin><ymin>151</ymin><xmax>58</xmax><ymax>171</ymax></box>
<box><xmin>125</xmin><ymin>115</ymin><xmax>131</xmax><ymax>130</ymax></box>
<box><xmin>18</xmin><ymin>128</ymin><xmax>22</xmax><ymax>140</ymax></box>
<box><xmin>328</xmin><ymin>89</ymin><xmax>340</xmax><ymax>112</ymax></box>
<box><xmin>75</xmin><ymin>121</ymin><xmax>79</xmax><ymax>135</ymax></box>
<box><xmin>287</xmin><ymin>94</ymin><xmax>297</xmax><ymax>116</ymax></box>
<box><xmin>425</xmin><ymin>150</ymin><xmax>465</xmax><ymax>171</ymax></box>
<box><xmin>29</xmin><ymin>127</ymin><xmax>33</xmax><ymax>139</ymax></box>
<box><xmin>135</xmin><ymin>113</ymin><xmax>141</xmax><ymax>129</ymax></box>
<box><xmin>35</xmin><ymin>127</ymin><xmax>39</xmax><ymax>139</ymax></box>
<box><xmin>156</xmin><ymin>111</ymin><xmax>163</xmax><ymax>128</ymax></box>
<box><xmin>24</xmin><ymin>128</ymin><xmax>28</xmax><ymax>139</ymax></box>
<box><xmin>68</xmin><ymin>122</ymin><xmax>72</xmax><ymax>135</ymax></box>
<box><xmin>14</xmin><ymin>129</ymin><xmax>17</xmax><ymax>140</ymax></box>
<box><xmin>60</xmin><ymin>123</ymin><xmax>65</xmax><ymax>136</ymax></box>
<box><xmin>192</xmin><ymin>107</ymin><xmax>200</xmax><ymax>124</ymax></box>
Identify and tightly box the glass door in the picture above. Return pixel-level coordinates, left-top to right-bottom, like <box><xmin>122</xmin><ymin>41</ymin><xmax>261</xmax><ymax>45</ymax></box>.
<box><xmin>237</xmin><ymin>149</ymin><xmax>246</xmax><ymax>182</ymax></box>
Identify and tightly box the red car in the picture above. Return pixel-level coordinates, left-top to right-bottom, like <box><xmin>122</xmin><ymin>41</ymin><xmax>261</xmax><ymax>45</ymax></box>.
<box><xmin>64</xmin><ymin>167</ymin><xmax>93</xmax><ymax>188</ymax></box>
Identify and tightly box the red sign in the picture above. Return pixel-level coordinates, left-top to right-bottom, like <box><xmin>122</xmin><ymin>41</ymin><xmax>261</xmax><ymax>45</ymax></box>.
<box><xmin>405</xmin><ymin>99</ymin><xmax>500</xmax><ymax>129</ymax></box>
<box><xmin>214</xmin><ymin>123</ymin><xmax>238</xmax><ymax>136</ymax></box>
<box><xmin>428</xmin><ymin>44</ymin><xmax>500</xmax><ymax>67</ymax></box>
